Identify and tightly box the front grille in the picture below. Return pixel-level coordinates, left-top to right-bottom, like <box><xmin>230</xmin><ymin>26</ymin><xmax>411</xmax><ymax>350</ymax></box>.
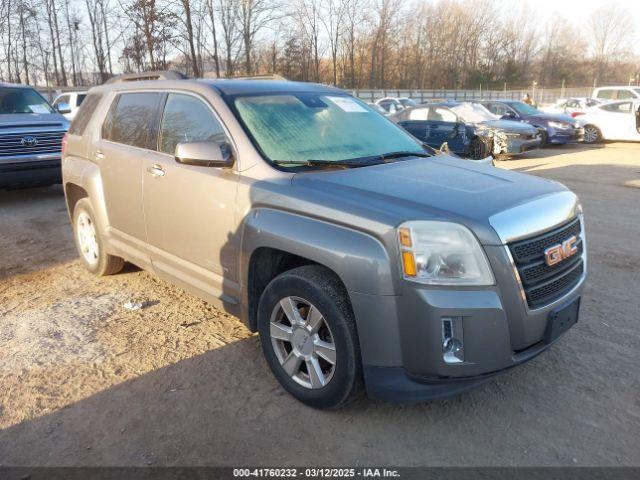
<box><xmin>508</xmin><ymin>218</ymin><xmax>584</xmax><ymax>309</ymax></box>
<box><xmin>0</xmin><ymin>130</ymin><xmax>65</xmax><ymax>157</ymax></box>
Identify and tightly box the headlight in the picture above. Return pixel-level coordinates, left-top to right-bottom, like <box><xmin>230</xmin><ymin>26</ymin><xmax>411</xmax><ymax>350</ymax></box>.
<box><xmin>397</xmin><ymin>221</ymin><xmax>494</xmax><ymax>285</ymax></box>
<box><xmin>548</xmin><ymin>121</ymin><xmax>569</xmax><ymax>129</ymax></box>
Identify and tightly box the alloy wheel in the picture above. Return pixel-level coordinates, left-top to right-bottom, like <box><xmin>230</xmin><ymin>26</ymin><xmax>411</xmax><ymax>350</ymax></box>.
<box><xmin>76</xmin><ymin>212</ymin><xmax>99</xmax><ymax>266</ymax></box>
<box><xmin>584</xmin><ymin>126</ymin><xmax>599</xmax><ymax>143</ymax></box>
<box><xmin>269</xmin><ymin>296</ymin><xmax>336</xmax><ymax>389</ymax></box>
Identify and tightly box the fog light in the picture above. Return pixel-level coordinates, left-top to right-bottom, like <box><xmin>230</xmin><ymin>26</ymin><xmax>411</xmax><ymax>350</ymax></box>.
<box><xmin>442</xmin><ymin>317</ymin><xmax>464</xmax><ymax>364</ymax></box>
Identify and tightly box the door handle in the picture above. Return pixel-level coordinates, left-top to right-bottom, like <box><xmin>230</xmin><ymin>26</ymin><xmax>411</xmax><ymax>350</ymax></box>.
<box><xmin>146</xmin><ymin>164</ymin><xmax>165</xmax><ymax>177</ymax></box>
<box><xmin>95</xmin><ymin>150</ymin><xmax>105</xmax><ymax>160</ymax></box>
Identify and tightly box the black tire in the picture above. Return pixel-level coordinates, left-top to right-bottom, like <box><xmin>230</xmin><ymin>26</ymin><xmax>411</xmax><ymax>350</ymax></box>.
<box><xmin>468</xmin><ymin>136</ymin><xmax>490</xmax><ymax>160</ymax></box>
<box><xmin>538</xmin><ymin>128</ymin><xmax>549</xmax><ymax>146</ymax></box>
<box><xmin>72</xmin><ymin>198</ymin><xmax>124</xmax><ymax>276</ymax></box>
<box><xmin>583</xmin><ymin>124</ymin><xmax>602</xmax><ymax>144</ymax></box>
<box><xmin>257</xmin><ymin>265</ymin><xmax>363</xmax><ymax>409</ymax></box>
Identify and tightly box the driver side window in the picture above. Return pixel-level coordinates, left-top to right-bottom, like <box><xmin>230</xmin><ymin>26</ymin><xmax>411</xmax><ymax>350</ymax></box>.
<box><xmin>158</xmin><ymin>93</ymin><xmax>230</xmax><ymax>155</ymax></box>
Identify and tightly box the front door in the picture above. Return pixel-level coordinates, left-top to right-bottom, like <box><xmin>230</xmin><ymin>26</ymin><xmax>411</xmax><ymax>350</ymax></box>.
<box><xmin>142</xmin><ymin>92</ymin><xmax>240</xmax><ymax>308</ymax></box>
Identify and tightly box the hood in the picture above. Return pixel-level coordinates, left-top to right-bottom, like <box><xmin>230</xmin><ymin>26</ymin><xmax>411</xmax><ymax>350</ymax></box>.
<box><xmin>291</xmin><ymin>154</ymin><xmax>567</xmax><ymax>245</ymax></box>
<box><xmin>526</xmin><ymin>112</ymin><xmax>575</xmax><ymax>124</ymax></box>
<box><xmin>478</xmin><ymin>119</ymin><xmax>537</xmax><ymax>133</ymax></box>
<box><xmin>0</xmin><ymin>112</ymin><xmax>69</xmax><ymax>130</ymax></box>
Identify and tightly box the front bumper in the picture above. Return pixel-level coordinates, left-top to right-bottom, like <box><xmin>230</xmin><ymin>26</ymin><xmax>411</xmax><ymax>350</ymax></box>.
<box><xmin>503</xmin><ymin>136</ymin><xmax>541</xmax><ymax>154</ymax></box>
<box><xmin>547</xmin><ymin>127</ymin><xmax>584</xmax><ymax>144</ymax></box>
<box><xmin>0</xmin><ymin>156</ymin><xmax>61</xmax><ymax>188</ymax></box>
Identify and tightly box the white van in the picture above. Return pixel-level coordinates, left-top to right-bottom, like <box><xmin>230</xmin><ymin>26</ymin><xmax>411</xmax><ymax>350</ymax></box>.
<box><xmin>592</xmin><ymin>86</ymin><xmax>640</xmax><ymax>101</ymax></box>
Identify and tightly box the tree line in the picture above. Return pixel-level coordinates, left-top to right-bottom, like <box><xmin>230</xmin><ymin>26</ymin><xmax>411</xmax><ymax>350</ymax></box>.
<box><xmin>0</xmin><ymin>0</ymin><xmax>637</xmax><ymax>89</ymax></box>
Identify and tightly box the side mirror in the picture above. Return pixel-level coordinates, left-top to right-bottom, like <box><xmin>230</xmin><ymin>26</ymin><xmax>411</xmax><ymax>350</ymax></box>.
<box><xmin>57</xmin><ymin>102</ymin><xmax>71</xmax><ymax>114</ymax></box>
<box><xmin>175</xmin><ymin>141</ymin><xmax>234</xmax><ymax>168</ymax></box>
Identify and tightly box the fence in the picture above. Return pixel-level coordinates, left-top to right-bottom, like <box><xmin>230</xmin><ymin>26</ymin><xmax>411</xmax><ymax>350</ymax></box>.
<box><xmin>352</xmin><ymin>88</ymin><xmax>593</xmax><ymax>106</ymax></box>
<box><xmin>36</xmin><ymin>85</ymin><xmax>594</xmax><ymax>106</ymax></box>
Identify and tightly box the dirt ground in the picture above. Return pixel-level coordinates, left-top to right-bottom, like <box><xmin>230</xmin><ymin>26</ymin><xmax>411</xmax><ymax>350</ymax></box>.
<box><xmin>1</xmin><ymin>143</ymin><xmax>639</xmax><ymax>467</ymax></box>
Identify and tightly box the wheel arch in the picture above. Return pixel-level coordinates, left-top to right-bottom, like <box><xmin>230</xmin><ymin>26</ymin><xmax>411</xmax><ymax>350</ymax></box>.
<box><xmin>239</xmin><ymin>208</ymin><xmax>396</xmax><ymax>331</ymax></box>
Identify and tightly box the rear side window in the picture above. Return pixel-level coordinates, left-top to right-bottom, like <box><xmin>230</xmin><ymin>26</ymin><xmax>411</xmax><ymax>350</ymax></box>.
<box><xmin>68</xmin><ymin>93</ymin><xmax>103</xmax><ymax>136</ymax></box>
<box><xmin>616</xmin><ymin>90</ymin><xmax>634</xmax><ymax>100</ymax></box>
<box><xmin>102</xmin><ymin>92</ymin><xmax>160</xmax><ymax>149</ymax></box>
<box><xmin>596</xmin><ymin>89</ymin><xmax>613</xmax><ymax>99</ymax></box>
<box><xmin>602</xmin><ymin>102</ymin><xmax>632</xmax><ymax>113</ymax></box>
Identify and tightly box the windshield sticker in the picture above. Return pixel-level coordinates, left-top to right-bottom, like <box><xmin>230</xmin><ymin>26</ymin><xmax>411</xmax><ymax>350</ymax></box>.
<box><xmin>326</xmin><ymin>96</ymin><xmax>368</xmax><ymax>113</ymax></box>
<box><xmin>28</xmin><ymin>104</ymin><xmax>50</xmax><ymax>114</ymax></box>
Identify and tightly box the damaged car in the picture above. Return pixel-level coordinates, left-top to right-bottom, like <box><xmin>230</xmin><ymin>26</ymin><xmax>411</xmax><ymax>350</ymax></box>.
<box><xmin>389</xmin><ymin>101</ymin><xmax>541</xmax><ymax>159</ymax></box>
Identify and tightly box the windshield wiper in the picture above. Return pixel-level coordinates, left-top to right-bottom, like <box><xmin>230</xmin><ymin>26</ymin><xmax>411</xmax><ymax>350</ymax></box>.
<box><xmin>378</xmin><ymin>150</ymin><xmax>432</xmax><ymax>160</ymax></box>
<box><xmin>273</xmin><ymin>159</ymin><xmax>367</xmax><ymax>169</ymax></box>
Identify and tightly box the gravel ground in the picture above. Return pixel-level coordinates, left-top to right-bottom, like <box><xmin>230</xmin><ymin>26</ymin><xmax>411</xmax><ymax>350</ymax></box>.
<box><xmin>0</xmin><ymin>143</ymin><xmax>639</xmax><ymax>466</ymax></box>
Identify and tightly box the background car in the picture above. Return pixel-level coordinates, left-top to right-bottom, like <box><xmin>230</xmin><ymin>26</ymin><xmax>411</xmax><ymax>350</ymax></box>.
<box><xmin>375</xmin><ymin>97</ymin><xmax>417</xmax><ymax>114</ymax></box>
<box><xmin>52</xmin><ymin>91</ymin><xmax>87</xmax><ymax>120</ymax></box>
<box><xmin>389</xmin><ymin>101</ymin><xmax>541</xmax><ymax>159</ymax></box>
<box><xmin>0</xmin><ymin>82</ymin><xmax>68</xmax><ymax>189</ymax></box>
<box><xmin>543</xmin><ymin>97</ymin><xmax>602</xmax><ymax>118</ymax></box>
<box><xmin>479</xmin><ymin>100</ymin><xmax>584</xmax><ymax>145</ymax></box>
<box><xmin>577</xmin><ymin>99</ymin><xmax>640</xmax><ymax>143</ymax></box>
<box><xmin>592</xmin><ymin>86</ymin><xmax>640</xmax><ymax>101</ymax></box>
<box><xmin>368</xmin><ymin>103</ymin><xmax>389</xmax><ymax>115</ymax></box>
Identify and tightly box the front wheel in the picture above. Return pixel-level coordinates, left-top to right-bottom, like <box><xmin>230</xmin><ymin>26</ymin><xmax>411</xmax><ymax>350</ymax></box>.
<box><xmin>583</xmin><ymin>125</ymin><xmax>602</xmax><ymax>144</ymax></box>
<box><xmin>257</xmin><ymin>265</ymin><xmax>362</xmax><ymax>409</ymax></box>
<box><xmin>468</xmin><ymin>136</ymin><xmax>491</xmax><ymax>160</ymax></box>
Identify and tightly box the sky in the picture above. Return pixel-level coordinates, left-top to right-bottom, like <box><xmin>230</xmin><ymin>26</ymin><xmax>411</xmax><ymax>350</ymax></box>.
<box><xmin>520</xmin><ymin>0</ymin><xmax>640</xmax><ymax>53</ymax></box>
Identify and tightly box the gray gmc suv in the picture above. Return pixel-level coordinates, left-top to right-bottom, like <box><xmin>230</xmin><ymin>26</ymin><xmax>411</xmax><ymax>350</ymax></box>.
<box><xmin>62</xmin><ymin>72</ymin><xmax>587</xmax><ymax>409</ymax></box>
<box><xmin>0</xmin><ymin>83</ymin><xmax>69</xmax><ymax>188</ymax></box>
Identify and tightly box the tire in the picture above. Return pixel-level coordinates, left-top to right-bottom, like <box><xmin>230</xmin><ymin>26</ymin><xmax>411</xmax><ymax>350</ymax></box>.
<box><xmin>257</xmin><ymin>265</ymin><xmax>363</xmax><ymax>409</ymax></box>
<box><xmin>72</xmin><ymin>198</ymin><xmax>124</xmax><ymax>276</ymax></box>
<box><xmin>583</xmin><ymin>125</ymin><xmax>602</xmax><ymax>144</ymax></box>
<box><xmin>538</xmin><ymin>128</ymin><xmax>548</xmax><ymax>146</ymax></box>
<box><xmin>468</xmin><ymin>136</ymin><xmax>490</xmax><ymax>160</ymax></box>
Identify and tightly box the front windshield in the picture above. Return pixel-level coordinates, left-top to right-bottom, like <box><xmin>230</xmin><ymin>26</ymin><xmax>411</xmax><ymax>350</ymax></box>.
<box><xmin>451</xmin><ymin>103</ymin><xmax>499</xmax><ymax>123</ymax></box>
<box><xmin>400</xmin><ymin>98</ymin><xmax>417</xmax><ymax>107</ymax></box>
<box><xmin>634</xmin><ymin>88</ymin><xmax>640</xmax><ymax>96</ymax></box>
<box><xmin>509</xmin><ymin>101</ymin><xmax>539</xmax><ymax>116</ymax></box>
<box><xmin>233</xmin><ymin>93</ymin><xmax>424</xmax><ymax>165</ymax></box>
<box><xmin>0</xmin><ymin>87</ymin><xmax>54</xmax><ymax>114</ymax></box>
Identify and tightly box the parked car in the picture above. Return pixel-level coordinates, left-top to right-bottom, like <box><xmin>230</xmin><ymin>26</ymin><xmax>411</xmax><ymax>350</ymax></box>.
<box><xmin>592</xmin><ymin>86</ymin><xmax>640</xmax><ymax>101</ymax></box>
<box><xmin>390</xmin><ymin>101</ymin><xmax>541</xmax><ymax>159</ymax></box>
<box><xmin>375</xmin><ymin>97</ymin><xmax>417</xmax><ymax>114</ymax></box>
<box><xmin>53</xmin><ymin>91</ymin><xmax>88</xmax><ymax>120</ymax></box>
<box><xmin>479</xmin><ymin>100</ymin><xmax>584</xmax><ymax>145</ymax></box>
<box><xmin>542</xmin><ymin>97</ymin><xmax>602</xmax><ymax>118</ymax></box>
<box><xmin>368</xmin><ymin>102</ymin><xmax>389</xmax><ymax>115</ymax></box>
<box><xmin>62</xmin><ymin>73</ymin><xmax>586</xmax><ymax>409</ymax></box>
<box><xmin>576</xmin><ymin>99</ymin><xmax>640</xmax><ymax>143</ymax></box>
<box><xmin>0</xmin><ymin>82</ymin><xmax>69</xmax><ymax>189</ymax></box>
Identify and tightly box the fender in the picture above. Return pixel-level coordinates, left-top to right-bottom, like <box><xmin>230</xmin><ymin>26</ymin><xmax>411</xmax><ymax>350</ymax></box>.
<box><xmin>239</xmin><ymin>207</ymin><xmax>396</xmax><ymax>298</ymax></box>
<box><xmin>62</xmin><ymin>155</ymin><xmax>110</xmax><ymax>236</ymax></box>
<box><xmin>238</xmin><ymin>208</ymin><xmax>404</xmax><ymax>366</ymax></box>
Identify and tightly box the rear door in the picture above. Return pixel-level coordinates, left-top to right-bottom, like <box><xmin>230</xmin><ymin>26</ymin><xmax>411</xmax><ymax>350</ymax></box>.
<box><xmin>142</xmin><ymin>92</ymin><xmax>240</xmax><ymax>307</ymax></box>
<box><xmin>599</xmin><ymin>102</ymin><xmax>634</xmax><ymax>140</ymax></box>
<box><xmin>92</xmin><ymin>91</ymin><xmax>162</xmax><ymax>265</ymax></box>
<box><xmin>425</xmin><ymin>106</ymin><xmax>460</xmax><ymax>149</ymax></box>
<box><xmin>397</xmin><ymin>106</ymin><xmax>431</xmax><ymax>143</ymax></box>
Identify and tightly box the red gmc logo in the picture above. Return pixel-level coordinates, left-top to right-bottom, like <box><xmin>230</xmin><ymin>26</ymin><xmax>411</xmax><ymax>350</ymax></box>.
<box><xmin>544</xmin><ymin>236</ymin><xmax>578</xmax><ymax>266</ymax></box>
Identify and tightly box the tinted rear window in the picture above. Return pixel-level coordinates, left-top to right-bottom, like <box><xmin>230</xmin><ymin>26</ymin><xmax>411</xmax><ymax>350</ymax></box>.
<box><xmin>102</xmin><ymin>92</ymin><xmax>160</xmax><ymax>148</ymax></box>
<box><xmin>68</xmin><ymin>93</ymin><xmax>103</xmax><ymax>135</ymax></box>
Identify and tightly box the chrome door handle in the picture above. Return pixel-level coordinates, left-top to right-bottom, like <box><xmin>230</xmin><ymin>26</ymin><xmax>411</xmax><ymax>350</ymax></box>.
<box><xmin>95</xmin><ymin>150</ymin><xmax>105</xmax><ymax>160</ymax></box>
<box><xmin>146</xmin><ymin>164</ymin><xmax>165</xmax><ymax>177</ymax></box>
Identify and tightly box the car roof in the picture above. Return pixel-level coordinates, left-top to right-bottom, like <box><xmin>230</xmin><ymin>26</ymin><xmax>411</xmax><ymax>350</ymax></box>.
<box><xmin>0</xmin><ymin>82</ymin><xmax>35</xmax><ymax>89</ymax></box>
<box><xmin>90</xmin><ymin>78</ymin><xmax>345</xmax><ymax>97</ymax></box>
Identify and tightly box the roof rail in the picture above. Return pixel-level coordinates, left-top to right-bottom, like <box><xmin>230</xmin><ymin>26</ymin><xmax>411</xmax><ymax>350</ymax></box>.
<box><xmin>105</xmin><ymin>71</ymin><xmax>187</xmax><ymax>84</ymax></box>
<box><xmin>222</xmin><ymin>74</ymin><xmax>286</xmax><ymax>81</ymax></box>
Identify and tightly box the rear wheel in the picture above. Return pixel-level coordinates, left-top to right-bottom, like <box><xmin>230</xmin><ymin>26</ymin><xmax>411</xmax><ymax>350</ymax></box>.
<box><xmin>257</xmin><ymin>265</ymin><xmax>362</xmax><ymax>409</ymax></box>
<box><xmin>72</xmin><ymin>198</ymin><xmax>124</xmax><ymax>276</ymax></box>
<box><xmin>583</xmin><ymin>125</ymin><xmax>602</xmax><ymax>144</ymax></box>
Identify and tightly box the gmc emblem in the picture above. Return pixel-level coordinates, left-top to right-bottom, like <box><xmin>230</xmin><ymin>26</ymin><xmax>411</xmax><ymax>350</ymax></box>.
<box><xmin>544</xmin><ymin>236</ymin><xmax>578</xmax><ymax>266</ymax></box>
